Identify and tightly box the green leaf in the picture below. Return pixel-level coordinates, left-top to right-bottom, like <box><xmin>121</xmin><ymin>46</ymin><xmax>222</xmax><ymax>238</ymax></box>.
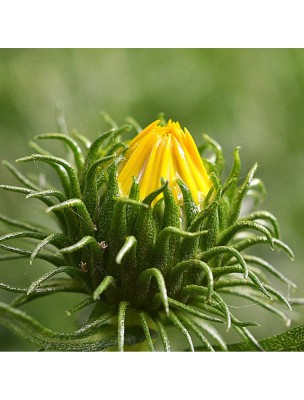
<box><xmin>177</xmin><ymin>313</ymin><xmax>214</xmax><ymax>351</ymax></box>
<box><xmin>27</xmin><ymin>189</ymin><xmax>67</xmax><ymax>203</ymax></box>
<box><xmin>35</xmin><ymin>133</ymin><xmax>85</xmax><ymax>172</ymax></box>
<box><xmin>243</xmin><ymin>255</ymin><xmax>296</xmax><ymax>288</ymax></box>
<box><xmin>2</xmin><ymin>160</ymin><xmax>40</xmax><ymax>191</ymax></box>
<box><xmin>233</xmin><ymin>325</ymin><xmax>263</xmax><ymax>351</ymax></box>
<box><xmin>0</xmin><ymin>214</ymin><xmax>43</xmax><ymax>232</ymax></box>
<box><xmin>232</xmin><ymin>236</ymin><xmax>294</xmax><ymax>260</ymax></box>
<box><xmin>217</xmin><ymin>220</ymin><xmax>274</xmax><ymax>249</ymax></box>
<box><xmin>227</xmin><ymin>163</ymin><xmax>258</xmax><ymax>225</ymax></box>
<box><xmin>133</xmin><ymin>206</ymin><xmax>156</xmax><ymax>270</ymax></box>
<box><xmin>218</xmin><ymin>287</ymin><xmax>290</xmax><ymax>326</ymax></box>
<box><xmin>200</xmin><ymin>245</ymin><xmax>248</xmax><ymax>278</ymax></box>
<box><xmin>189</xmin><ymin>193</ymin><xmax>220</xmax><ymax>232</ymax></box>
<box><xmin>0</xmin><ymin>301</ymin><xmax>151</xmax><ymax>351</ymax></box>
<box><xmin>9</xmin><ymin>278</ymin><xmax>88</xmax><ymax>307</ymax></box>
<box><xmin>0</xmin><ymin>231</ymin><xmax>47</xmax><ymax>243</ymax></box>
<box><xmin>116</xmin><ymin>236</ymin><xmax>137</xmax><ymax>265</ymax></box>
<box><xmin>154</xmin><ymin>316</ymin><xmax>171</xmax><ymax>352</ymax></box>
<box><xmin>143</xmin><ymin>180</ymin><xmax>168</xmax><ymax>206</ymax></box>
<box><xmin>152</xmin><ymin>227</ymin><xmax>207</xmax><ymax>274</ymax></box>
<box><xmin>60</xmin><ymin>236</ymin><xmax>101</xmax><ymax>258</ymax></box>
<box><xmin>195</xmin><ymin>319</ymin><xmax>228</xmax><ymax>351</ymax></box>
<box><xmin>227</xmin><ymin>325</ymin><xmax>304</xmax><ymax>351</ymax></box>
<box><xmin>100</xmin><ymin>111</ymin><xmax>119</xmax><ymax>129</ymax></box>
<box><xmin>106</xmin><ymin>201</ymin><xmax>128</xmax><ymax>276</ymax></box>
<box><xmin>47</xmin><ymin>199</ymin><xmax>95</xmax><ymax>237</ymax></box>
<box><xmin>126</xmin><ymin>116</ymin><xmax>142</xmax><ymax>133</ymax></box>
<box><xmin>137</xmin><ymin>268</ymin><xmax>169</xmax><ymax>315</ymax></box>
<box><xmin>240</xmin><ymin>210</ymin><xmax>280</xmax><ymax>239</ymax></box>
<box><xmin>169</xmin><ymin>259</ymin><xmax>214</xmax><ymax>302</ymax></box>
<box><xmin>27</xmin><ymin>142</ymin><xmax>71</xmax><ymax>196</ymax></box>
<box><xmin>126</xmin><ymin>177</ymin><xmax>140</xmax><ymax>233</ymax></box>
<box><xmin>82</xmin><ymin>128</ymin><xmax>115</xmax><ymax>174</ymax></box>
<box><xmin>65</xmin><ymin>298</ymin><xmax>96</xmax><ymax>316</ymax></box>
<box><xmin>181</xmin><ymin>285</ymin><xmax>231</xmax><ymax>329</ymax></box>
<box><xmin>93</xmin><ymin>276</ymin><xmax>116</xmax><ymax>300</ymax></box>
<box><xmin>0</xmin><ymin>243</ymin><xmax>64</xmax><ymax>266</ymax></box>
<box><xmin>30</xmin><ymin>233</ymin><xmax>69</xmax><ymax>265</ymax></box>
<box><xmin>139</xmin><ymin>311</ymin><xmax>155</xmax><ymax>351</ymax></box>
<box><xmin>168</xmin><ymin>310</ymin><xmax>194</xmax><ymax>352</ymax></box>
<box><xmin>200</xmin><ymin>134</ymin><xmax>224</xmax><ymax>176</ymax></box>
<box><xmin>176</xmin><ymin>178</ymin><xmax>198</xmax><ymax>228</ymax></box>
<box><xmin>82</xmin><ymin>155</ymin><xmax>115</xmax><ymax>217</ymax></box>
<box><xmin>117</xmin><ymin>301</ymin><xmax>129</xmax><ymax>351</ymax></box>
<box><xmin>0</xmin><ymin>184</ymin><xmax>33</xmax><ymax>195</ymax></box>
<box><xmin>70</xmin><ymin>129</ymin><xmax>91</xmax><ymax>150</ymax></box>
<box><xmin>168</xmin><ymin>297</ymin><xmax>223</xmax><ymax>323</ymax></box>
<box><xmin>96</xmin><ymin>158</ymin><xmax>120</xmax><ymax>241</ymax></box>
<box><xmin>16</xmin><ymin>154</ymin><xmax>81</xmax><ymax>198</ymax></box>
<box><xmin>26</xmin><ymin>266</ymin><xmax>84</xmax><ymax>295</ymax></box>
<box><xmin>225</xmin><ymin>146</ymin><xmax>241</xmax><ymax>200</ymax></box>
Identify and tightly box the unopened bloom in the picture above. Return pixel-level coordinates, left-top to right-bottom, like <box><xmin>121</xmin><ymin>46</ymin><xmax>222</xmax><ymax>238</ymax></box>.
<box><xmin>0</xmin><ymin>113</ymin><xmax>295</xmax><ymax>352</ymax></box>
<box><xmin>118</xmin><ymin>119</ymin><xmax>211</xmax><ymax>205</ymax></box>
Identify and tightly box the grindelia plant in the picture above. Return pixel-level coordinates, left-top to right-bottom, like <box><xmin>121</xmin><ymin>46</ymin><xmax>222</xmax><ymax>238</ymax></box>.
<box><xmin>0</xmin><ymin>114</ymin><xmax>299</xmax><ymax>351</ymax></box>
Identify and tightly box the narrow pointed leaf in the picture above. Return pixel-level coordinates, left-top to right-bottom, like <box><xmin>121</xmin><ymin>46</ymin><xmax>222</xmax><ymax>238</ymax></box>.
<box><xmin>178</xmin><ymin>313</ymin><xmax>214</xmax><ymax>351</ymax></box>
<box><xmin>0</xmin><ymin>231</ymin><xmax>46</xmax><ymax>243</ymax></box>
<box><xmin>232</xmin><ymin>236</ymin><xmax>294</xmax><ymax>260</ymax></box>
<box><xmin>137</xmin><ymin>268</ymin><xmax>169</xmax><ymax>315</ymax></box>
<box><xmin>168</xmin><ymin>311</ymin><xmax>194</xmax><ymax>352</ymax></box>
<box><xmin>244</xmin><ymin>255</ymin><xmax>296</xmax><ymax>288</ymax></box>
<box><xmin>65</xmin><ymin>298</ymin><xmax>96</xmax><ymax>316</ymax></box>
<box><xmin>47</xmin><ymin>199</ymin><xmax>95</xmax><ymax>236</ymax></box>
<box><xmin>228</xmin><ymin>163</ymin><xmax>258</xmax><ymax>225</ymax></box>
<box><xmin>200</xmin><ymin>246</ymin><xmax>248</xmax><ymax>279</ymax></box>
<box><xmin>155</xmin><ymin>316</ymin><xmax>171</xmax><ymax>352</ymax></box>
<box><xmin>116</xmin><ymin>236</ymin><xmax>137</xmax><ymax>265</ymax></box>
<box><xmin>70</xmin><ymin>129</ymin><xmax>91</xmax><ymax>150</ymax></box>
<box><xmin>0</xmin><ymin>243</ymin><xmax>63</xmax><ymax>266</ymax></box>
<box><xmin>82</xmin><ymin>155</ymin><xmax>116</xmax><ymax>216</ymax></box>
<box><xmin>176</xmin><ymin>178</ymin><xmax>198</xmax><ymax>228</ymax></box>
<box><xmin>168</xmin><ymin>298</ymin><xmax>222</xmax><ymax>323</ymax></box>
<box><xmin>35</xmin><ymin>133</ymin><xmax>85</xmax><ymax>172</ymax></box>
<box><xmin>217</xmin><ymin>220</ymin><xmax>274</xmax><ymax>249</ymax></box>
<box><xmin>139</xmin><ymin>311</ymin><xmax>155</xmax><ymax>351</ymax></box>
<box><xmin>0</xmin><ymin>302</ymin><xmax>123</xmax><ymax>351</ymax></box>
<box><xmin>117</xmin><ymin>301</ymin><xmax>129</xmax><ymax>352</ymax></box>
<box><xmin>16</xmin><ymin>154</ymin><xmax>81</xmax><ymax>198</ymax></box>
<box><xmin>169</xmin><ymin>259</ymin><xmax>214</xmax><ymax>302</ymax></box>
<box><xmin>0</xmin><ymin>214</ymin><xmax>43</xmax><ymax>232</ymax></box>
<box><xmin>0</xmin><ymin>185</ymin><xmax>33</xmax><ymax>195</ymax></box>
<box><xmin>27</xmin><ymin>266</ymin><xmax>84</xmax><ymax>295</ymax></box>
<box><xmin>126</xmin><ymin>116</ymin><xmax>142</xmax><ymax>133</ymax></box>
<box><xmin>240</xmin><ymin>210</ymin><xmax>280</xmax><ymax>238</ymax></box>
<box><xmin>27</xmin><ymin>189</ymin><xmax>67</xmax><ymax>203</ymax></box>
<box><xmin>30</xmin><ymin>233</ymin><xmax>69</xmax><ymax>265</ymax></box>
<box><xmin>93</xmin><ymin>276</ymin><xmax>116</xmax><ymax>300</ymax></box>
<box><xmin>2</xmin><ymin>160</ymin><xmax>40</xmax><ymax>190</ymax></box>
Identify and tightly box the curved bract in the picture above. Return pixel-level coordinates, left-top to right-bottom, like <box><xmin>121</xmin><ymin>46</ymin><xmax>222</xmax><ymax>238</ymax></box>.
<box><xmin>0</xmin><ymin>114</ymin><xmax>296</xmax><ymax>351</ymax></box>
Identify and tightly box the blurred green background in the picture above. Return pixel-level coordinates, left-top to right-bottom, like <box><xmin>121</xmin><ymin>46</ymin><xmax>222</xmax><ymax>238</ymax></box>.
<box><xmin>0</xmin><ymin>48</ymin><xmax>303</xmax><ymax>350</ymax></box>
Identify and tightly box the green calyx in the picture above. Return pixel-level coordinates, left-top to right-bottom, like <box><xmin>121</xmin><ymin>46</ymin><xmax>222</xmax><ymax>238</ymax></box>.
<box><xmin>0</xmin><ymin>114</ymin><xmax>297</xmax><ymax>352</ymax></box>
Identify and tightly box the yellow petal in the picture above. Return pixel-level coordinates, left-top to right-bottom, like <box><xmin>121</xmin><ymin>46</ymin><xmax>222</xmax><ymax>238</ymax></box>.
<box><xmin>118</xmin><ymin>119</ymin><xmax>211</xmax><ymax>206</ymax></box>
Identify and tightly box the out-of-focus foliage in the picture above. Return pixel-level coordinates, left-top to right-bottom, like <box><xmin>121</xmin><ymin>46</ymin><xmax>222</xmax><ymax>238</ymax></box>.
<box><xmin>0</xmin><ymin>48</ymin><xmax>303</xmax><ymax>350</ymax></box>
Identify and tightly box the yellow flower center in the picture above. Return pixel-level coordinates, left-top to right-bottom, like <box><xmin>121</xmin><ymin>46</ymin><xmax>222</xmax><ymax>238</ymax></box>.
<box><xmin>118</xmin><ymin>119</ymin><xmax>211</xmax><ymax>205</ymax></box>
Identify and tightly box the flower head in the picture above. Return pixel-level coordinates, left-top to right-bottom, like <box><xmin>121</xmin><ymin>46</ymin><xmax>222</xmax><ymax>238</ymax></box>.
<box><xmin>118</xmin><ymin>119</ymin><xmax>211</xmax><ymax>205</ymax></box>
<box><xmin>0</xmin><ymin>112</ymin><xmax>295</xmax><ymax>353</ymax></box>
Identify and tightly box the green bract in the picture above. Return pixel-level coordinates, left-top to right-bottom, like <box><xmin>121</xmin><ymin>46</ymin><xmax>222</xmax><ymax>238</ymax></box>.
<box><xmin>0</xmin><ymin>115</ymin><xmax>296</xmax><ymax>351</ymax></box>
